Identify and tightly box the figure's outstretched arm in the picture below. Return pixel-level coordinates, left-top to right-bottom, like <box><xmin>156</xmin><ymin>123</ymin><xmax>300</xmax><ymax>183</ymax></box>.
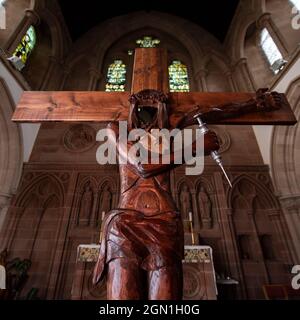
<box><xmin>177</xmin><ymin>89</ymin><xmax>283</xmax><ymax>129</ymax></box>
<box><xmin>123</xmin><ymin>131</ymin><xmax>219</xmax><ymax>179</ymax></box>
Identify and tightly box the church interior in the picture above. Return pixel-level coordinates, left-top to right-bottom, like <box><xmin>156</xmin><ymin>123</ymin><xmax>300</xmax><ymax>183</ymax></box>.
<box><xmin>0</xmin><ymin>0</ymin><xmax>299</xmax><ymax>300</ymax></box>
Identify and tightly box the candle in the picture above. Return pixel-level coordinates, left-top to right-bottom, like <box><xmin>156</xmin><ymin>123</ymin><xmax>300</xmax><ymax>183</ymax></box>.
<box><xmin>189</xmin><ymin>212</ymin><xmax>193</xmax><ymax>222</ymax></box>
<box><xmin>102</xmin><ymin>211</ymin><xmax>105</xmax><ymax>220</ymax></box>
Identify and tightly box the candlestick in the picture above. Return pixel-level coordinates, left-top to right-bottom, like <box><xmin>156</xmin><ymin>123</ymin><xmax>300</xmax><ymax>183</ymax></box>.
<box><xmin>189</xmin><ymin>212</ymin><xmax>195</xmax><ymax>245</ymax></box>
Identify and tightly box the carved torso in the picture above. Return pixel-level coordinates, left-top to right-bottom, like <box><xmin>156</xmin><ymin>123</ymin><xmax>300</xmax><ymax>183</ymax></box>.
<box><xmin>118</xmin><ymin>164</ymin><xmax>177</xmax><ymax>215</ymax></box>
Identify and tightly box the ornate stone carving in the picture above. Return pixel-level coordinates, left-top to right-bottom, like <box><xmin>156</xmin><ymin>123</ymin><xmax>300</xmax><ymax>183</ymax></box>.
<box><xmin>179</xmin><ymin>184</ymin><xmax>193</xmax><ymax>220</ymax></box>
<box><xmin>77</xmin><ymin>182</ymin><xmax>94</xmax><ymax>226</ymax></box>
<box><xmin>198</xmin><ymin>187</ymin><xmax>213</xmax><ymax>229</ymax></box>
<box><xmin>63</xmin><ymin>124</ymin><xmax>96</xmax><ymax>153</ymax></box>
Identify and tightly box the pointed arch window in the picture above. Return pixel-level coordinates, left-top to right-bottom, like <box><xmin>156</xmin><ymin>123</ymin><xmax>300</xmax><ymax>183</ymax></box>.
<box><xmin>290</xmin><ymin>0</ymin><xmax>300</xmax><ymax>10</ymax></box>
<box><xmin>105</xmin><ymin>60</ymin><xmax>126</xmax><ymax>92</ymax></box>
<box><xmin>260</xmin><ymin>28</ymin><xmax>283</xmax><ymax>73</ymax></box>
<box><xmin>13</xmin><ymin>25</ymin><xmax>36</xmax><ymax>65</ymax></box>
<box><xmin>168</xmin><ymin>60</ymin><xmax>190</xmax><ymax>92</ymax></box>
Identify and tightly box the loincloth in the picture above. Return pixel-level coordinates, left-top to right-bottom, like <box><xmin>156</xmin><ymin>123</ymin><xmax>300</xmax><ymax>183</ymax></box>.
<box><xmin>93</xmin><ymin>209</ymin><xmax>183</xmax><ymax>285</ymax></box>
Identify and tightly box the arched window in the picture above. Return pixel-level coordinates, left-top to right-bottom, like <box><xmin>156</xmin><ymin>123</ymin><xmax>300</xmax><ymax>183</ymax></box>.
<box><xmin>13</xmin><ymin>25</ymin><xmax>36</xmax><ymax>65</ymax></box>
<box><xmin>260</xmin><ymin>28</ymin><xmax>283</xmax><ymax>73</ymax></box>
<box><xmin>168</xmin><ymin>60</ymin><xmax>190</xmax><ymax>92</ymax></box>
<box><xmin>105</xmin><ymin>60</ymin><xmax>126</xmax><ymax>92</ymax></box>
<box><xmin>290</xmin><ymin>0</ymin><xmax>300</xmax><ymax>10</ymax></box>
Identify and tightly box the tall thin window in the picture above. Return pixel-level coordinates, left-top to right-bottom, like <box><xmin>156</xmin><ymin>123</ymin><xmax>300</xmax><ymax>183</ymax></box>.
<box><xmin>260</xmin><ymin>28</ymin><xmax>283</xmax><ymax>73</ymax></box>
<box><xmin>168</xmin><ymin>60</ymin><xmax>190</xmax><ymax>92</ymax></box>
<box><xmin>105</xmin><ymin>60</ymin><xmax>126</xmax><ymax>92</ymax></box>
<box><xmin>13</xmin><ymin>25</ymin><xmax>36</xmax><ymax>65</ymax></box>
<box><xmin>290</xmin><ymin>0</ymin><xmax>300</xmax><ymax>10</ymax></box>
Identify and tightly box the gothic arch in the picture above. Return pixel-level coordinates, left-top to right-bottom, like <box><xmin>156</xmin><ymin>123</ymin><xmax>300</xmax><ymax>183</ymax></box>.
<box><xmin>0</xmin><ymin>78</ymin><xmax>23</xmax><ymax>202</ymax></box>
<box><xmin>271</xmin><ymin>76</ymin><xmax>300</xmax><ymax>196</ymax></box>
<box><xmin>16</xmin><ymin>174</ymin><xmax>64</xmax><ymax>208</ymax></box>
<box><xmin>194</xmin><ymin>177</ymin><xmax>215</xmax><ymax>194</ymax></box>
<box><xmin>227</xmin><ymin>174</ymin><xmax>279</xmax><ymax>210</ymax></box>
<box><xmin>65</xmin><ymin>11</ymin><xmax>228</xmax><ymax>85</ymax></box>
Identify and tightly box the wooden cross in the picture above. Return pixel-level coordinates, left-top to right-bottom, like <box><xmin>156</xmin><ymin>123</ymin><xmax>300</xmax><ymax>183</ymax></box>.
<box><xmin>12</xmin><ymin>48</ymin><xmax>296</xmax><ymax>129</ymax></box>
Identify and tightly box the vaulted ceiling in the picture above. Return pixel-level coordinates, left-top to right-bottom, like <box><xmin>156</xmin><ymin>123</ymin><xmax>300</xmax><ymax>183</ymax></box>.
<box><xmin>58</xmin><ymin>0</ymin><xmax>240</xmax><ymax>42</ymax></box>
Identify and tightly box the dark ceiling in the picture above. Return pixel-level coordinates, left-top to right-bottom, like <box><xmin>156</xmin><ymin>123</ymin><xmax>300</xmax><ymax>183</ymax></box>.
<box><xmin>58</xmin><ymin>0</ymin><xmax>240</xmax><ymax>43</ymax></box>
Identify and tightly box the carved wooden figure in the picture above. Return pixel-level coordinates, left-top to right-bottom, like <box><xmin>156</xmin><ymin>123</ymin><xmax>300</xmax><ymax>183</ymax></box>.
<box><xmin>12</xmin><ymin>48</ymin><xmax>296</xmax><ymax>300</ymax></box>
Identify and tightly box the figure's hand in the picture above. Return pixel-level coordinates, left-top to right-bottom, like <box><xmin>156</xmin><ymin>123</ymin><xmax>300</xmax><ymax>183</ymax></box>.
<box><xmin>256</xmin><ymin>88</ymin><xmax>282</xmax><ymax>111</ymax></box>
<box><xmin>193</xmin><ymin>130</ymin><xmax>220</xmax><ymax>156</ymax></box>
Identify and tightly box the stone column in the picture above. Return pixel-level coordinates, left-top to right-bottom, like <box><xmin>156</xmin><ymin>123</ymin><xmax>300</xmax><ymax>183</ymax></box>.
<box><xmin>194</xmin><ymin>69</ymin><xmax>208</xmax><ymax>92</ymax></box>
<box><xmin>224</xmin><ymin>70</ymin><xmax>237</xmax><ymax>92</ymax></box>
<box><xmin>213</xmin><ymin>171</ymin><xmax>247</xmax><ymax>299</ymax></box>
<box><xmin>59</xmin><ymin>67</ymin><xmax>70</xmax><ymax>90</ymax></box>
<box><xmin>0</xmin><ymin>192</ymin><xmax>13</xmax><ymax>232</ymax></box>
<box><xmin>267</xmin><ymin>208</ymin><xmax>295</xmax><ymax>264</ymax></box>
<box><xmin>5</xmin><ymin>9</ymin><xmax>40</xmax><ymax>54</ymax></box>
<box><xmin>88</xmin><ymin>68</ymin><xmax>102</xmax><ymax>91</ymax></box>
<box><xmin>39</xmin><ymin>56</ymin><xmax>62</xmax><ymax>90</ymax></box>
<box><xmin>233</xmin><ymin>58</ymin><xmax>256</xmax><ymax>92</ymax></box>
<box><xmin>278</xmin><ymin>195</ymin><xmax>300</xmax><ymax>261</ymax></box>
<box><xmin>246</xmin><ymin>209</ymin><xmax>270</xmax><ymax>282</ymax></box>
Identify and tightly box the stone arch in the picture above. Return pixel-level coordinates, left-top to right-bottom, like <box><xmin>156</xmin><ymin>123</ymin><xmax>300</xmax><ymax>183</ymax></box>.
<box><xmin>271</xmin><ymin>76</ymin><xmax>300</xmax><ymax>195</ymax></box>
<box><xmin>228</xmin><ymin>174</ymin><xmax>279</xmax><ymax>210</ymax></box>
<box><xmin>64</xmin><ymin>11</ymin><xmax>228</xmax><ymax>88</ymax></box>
<box><xmin>0</xmin><ymin>78</ymin><xmax>23</xmax><ymax>207</ymax></box>
<box><xmin>16</xmin><ymin>174</ymin><xmax>64</xmax><ymax>208</ymax></box>
<box><xmin>271</xmin><ymin>76</ymin><xmax>300</xmax><ymax>260</ymax></box>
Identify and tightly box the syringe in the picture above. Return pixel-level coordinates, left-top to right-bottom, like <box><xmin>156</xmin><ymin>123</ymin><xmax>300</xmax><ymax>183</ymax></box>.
<box><xmin>194</xmin><ymin>115</ymin><xmax>232</xmax><ymax>188</ymax></box>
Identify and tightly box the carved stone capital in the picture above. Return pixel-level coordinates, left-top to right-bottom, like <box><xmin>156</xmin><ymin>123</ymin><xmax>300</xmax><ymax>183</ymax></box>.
<box><xmin>24</xmin><ymin>9</ymin><xmax>40</xmax><ymax>25</ymax></box>
<box><xmin>88</xmin><ymin>68</ymin><xmax>102</xmax><ymax>80</ymax></box>
<box><xmin>256</xmin><ymin>13</ymin><xmax>272</xmax><ymax>30</ymax></box>
<box><xmin>279</xmin><ymin>194</ymin><xmax>300</xmax><ymax>212</ymax></box>
<box><xmin>195</xmin><ymin>69</ymin><xmax>208</xmax><ymax>80</ymax></box>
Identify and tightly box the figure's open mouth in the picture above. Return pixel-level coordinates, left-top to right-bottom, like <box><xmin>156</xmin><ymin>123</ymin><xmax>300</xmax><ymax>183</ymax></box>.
<box><xmin>136</xmin><ymin>106</ymin><xmax>158</xmax><ymax>126</ymax></box>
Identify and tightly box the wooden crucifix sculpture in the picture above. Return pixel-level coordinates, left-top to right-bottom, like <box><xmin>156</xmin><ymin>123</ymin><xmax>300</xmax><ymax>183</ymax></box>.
<box><xmin>12</xmin><ymin>48</ymin><xmax>296</xmax><ymax>300</ymax></box>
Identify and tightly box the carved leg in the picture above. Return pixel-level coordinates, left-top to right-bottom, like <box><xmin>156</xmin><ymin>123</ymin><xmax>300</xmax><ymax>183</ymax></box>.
<box><xmin>148</xmin><ymin>263</ymin><xmax>183</xmax><ymax>300</ymax></box>
<box><xmin>107</xmin><ymin>258</ymin><xmax>145</xmax><ymax>300</ymax></box>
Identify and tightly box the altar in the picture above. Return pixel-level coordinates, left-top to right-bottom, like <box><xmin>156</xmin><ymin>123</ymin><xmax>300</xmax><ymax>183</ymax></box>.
<box><xmin>71</xmin><ymin>244</ymin><xmax>217</xmax><ymax>300</ymax></box>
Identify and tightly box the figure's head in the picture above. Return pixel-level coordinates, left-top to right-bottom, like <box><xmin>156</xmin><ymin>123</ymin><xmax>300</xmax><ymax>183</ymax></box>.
<box><xmin>128</xmin><ymin>89</ymin><xmax>169</xmax><ymax>131</ymax></box>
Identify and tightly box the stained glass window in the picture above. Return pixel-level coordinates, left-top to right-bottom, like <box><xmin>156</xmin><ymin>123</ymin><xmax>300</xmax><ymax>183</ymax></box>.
<box><xmin>168</xmin><ymin>60</ymin><xmax>190</xmax><ymax>92</ymax></box>
<box><xmin>13</xmin><ymin>25</ymin><xmax>36</xmax><ymax>65</ymax></box>
<box><xmin>260</xmin><ymin>28</ymin><xmax>283</xmax><ymax>73</ymax></box>
<box><xmin>105</xmin><ymin>60</ymin><xmax>126</xmax><ymax>92</ymax></box>
<box><xmin>290</xmin><ymin>0</ymin><xmax>300</xmax><ymax>10</ymax></box>
<box><xmin>136</xmin><ymin>36</ymin><xmax>160</xmax><ymax>48</ymax></box>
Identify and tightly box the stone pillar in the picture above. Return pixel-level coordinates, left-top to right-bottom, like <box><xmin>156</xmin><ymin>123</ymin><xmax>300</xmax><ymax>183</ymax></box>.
<box><xmin>267</xmin><ymin>208</ymin><xmax>295</xmax><ymax>264</ymax></box>
<box><xmin>233</xmin><ymin>58</ymin><xmax>256</xmax><ymax>92</ymax></box>
<box><xmin>278</xmin><ymin>195</ymin><xmax>300</xmax><ymax>261</ymax></box>
<box><xmin>5</xmin><ymin>9</ymin><xmax>40</xmax><ymax>54</ymax></box>
<box><xmin>39</xmin><ymin>56</ymin><xmax>62</xmax><ymax>90</ymax></box>
<box><xmin>88</xmin><ymin>68</ymin><xmax>102</xmax><ymax>91</ymax></box>
<box><xmin>59</xmin><ymin>67</ymin><xmax>70</xmax><ymax>90</ymax></box>
<box><xmin>224</xmin><ymin>70</ymin><xmax>237</xmax><ymax>92</ymax></box>
<box><xmin>0</xmin><ymin>192</ymin><xmax>13</xmax><ymax>232</ymax></box>
<box><xmin>246</xmin><ymin>209</ymin><xmax>270</xmax><ymax>282</ymax></box>
<box><xmin>256</xmin><ymin>13</ymin><xmax>289</xmax><ymax>58</ymax></box>
<box><xmin>213</xmin><ymin>172</ymin><xmax>247</xmax><ymax>299</ymax></box>
<box><xmin>194</xmin><ymin>69</ymin><xmax>208</xmax><ymax>92</ymax></box>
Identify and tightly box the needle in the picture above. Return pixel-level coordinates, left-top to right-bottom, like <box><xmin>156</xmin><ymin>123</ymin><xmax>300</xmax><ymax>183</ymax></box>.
<box><xmin>195</xmin><ymin>116</ymin><xmax>232</xmax><ymax>188</ymax></box>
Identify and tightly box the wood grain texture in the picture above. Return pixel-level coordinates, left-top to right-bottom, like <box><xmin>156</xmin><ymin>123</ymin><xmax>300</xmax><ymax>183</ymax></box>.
<box><xmin>168</xmin><ymin>92</ymin><xmax>297</xmax><ymax>127</ymax></box>
<box><xmin>12</xmin><ymin>91</ymin><xmax>130</xmax><ymax>122</ymax></box>
<box><xmin>13</xmin><ymin>91</ymin><xmax>296</xmax><ymax>126</ymax></box>
<box><xmin>131</xmin><ymin>48</ymin><xmax>169</xmax><ymax>94</ymax></box>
